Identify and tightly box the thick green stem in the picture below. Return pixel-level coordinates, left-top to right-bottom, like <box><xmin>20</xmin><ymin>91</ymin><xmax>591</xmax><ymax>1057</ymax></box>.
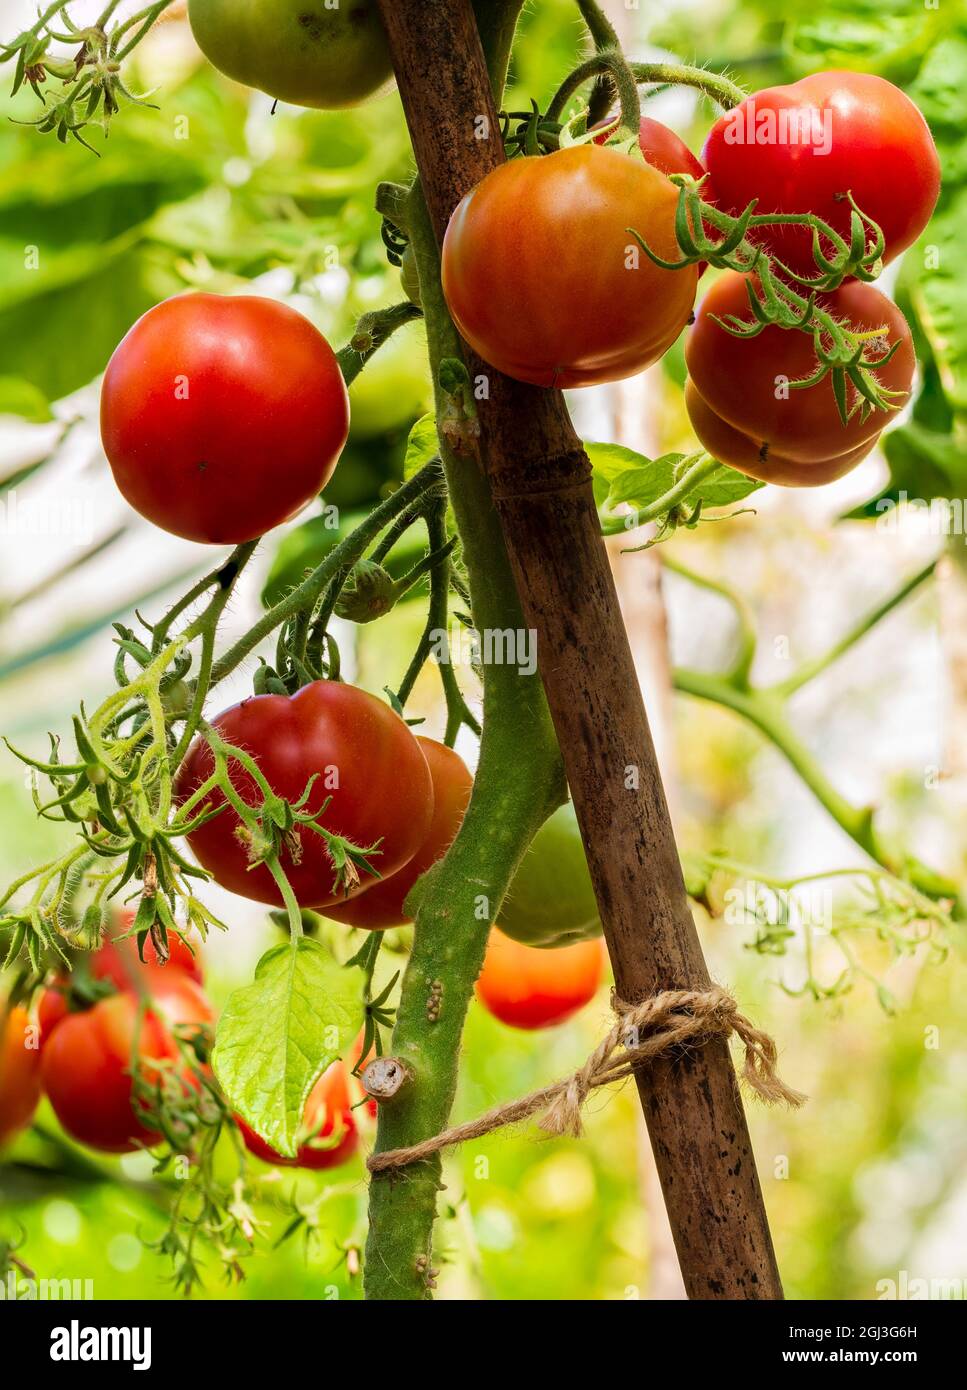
<box><xmin>363</xmin><ymin>183</ymin><xmax>564</xmax><ymax>1299</ymax></box>
<box><xmin>673</xmin><ymin>667</ymin><xmax>960</xmax><ymax>905</ymax></box>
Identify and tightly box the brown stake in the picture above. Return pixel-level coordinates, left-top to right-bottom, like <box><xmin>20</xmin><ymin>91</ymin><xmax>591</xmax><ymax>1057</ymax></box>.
<box><xmin>378</xmin><ymin>0</ymin><xmax>786</xmax><ymax>1299</ymax></box>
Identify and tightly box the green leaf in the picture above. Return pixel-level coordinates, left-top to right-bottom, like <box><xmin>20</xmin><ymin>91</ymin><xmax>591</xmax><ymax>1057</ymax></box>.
<box><xmin>784</xmin><ymin>0</ymin><xmax>943</xmax><ymax>83</ymax></box>
<box><xmin>0</xmin><ymin>375</ymin><xmax>51</xmax><ymax>422</ymax></box>
<box><xmin>585</xmin><ymin>441</ymin><xmax>761</xmax><ymax>513</ymax></box>
<box><xmin>211</xmin><ymin>938</ymin><xmax>365</xmax><ymax>1159</ymax></box>
<box><xmin>402</xmin><ymin>412</ymin><xmax>439</xmax><ymax>479</ymax></box>
<box><xmin>842</xmin><ymin>421</ymin><xmax>966</xmax><ymax>519</ymax></box>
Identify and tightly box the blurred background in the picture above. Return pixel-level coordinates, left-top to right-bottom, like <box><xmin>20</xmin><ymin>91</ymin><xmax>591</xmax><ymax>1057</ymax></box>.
<box><xmin>0</xmin><ymin>0</ymin><xmax>964</xmax><ymax>1300</ymax></box>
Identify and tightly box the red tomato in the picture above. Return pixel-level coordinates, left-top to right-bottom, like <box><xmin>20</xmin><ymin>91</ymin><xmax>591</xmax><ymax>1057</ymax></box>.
<box><xmin>325</xmin><ymin>738</ymin><xmax>472</xmax><ymax>929</ymax></box>
<box><xmin>41</xmin><ymin>975</ymin><xmax>213</xmax><ymax>1154</ymax></box>
<box><xmin>37</xmin><ymin>915</ymin><xmax>204</xmax><ymax>1045</ymax></box>
<box><xmin>684</xmin><ymin>271</ymin><xmax>915</xmax><ymax>484</ymax></box>
<box><xmin>441</xmin><ymin>145</ymin><xmax>697</xmax><ymax>388</ymax></box>
<box><xmin>475</xmin><ymin>930</ymin><xmax>606</xmax><ymax>1031</ymax></box>
<box><xmin>0</xmin><ymin>1006</ymin><xmax>43</xmax><ymax>1147</ymax></box>
<box><xmin>702</xmin><ymin>72</ymin><xmax>941</xmax><ymax>279</ymax></box>
<box><xmin>101</xmin><ymin>294</ymin><xmax>349</xmax><ymax>544</ymax></box>
<box><xmin>596</xmin><ymin>115</ymin><xmax>706</xmax><ymax>182</ymax></box>
<box><xmin>237</xmin><ymin>1060</ymin><xmax>363</xmax><ymax>1170</ymax></box>
<box><xmin>174</xmin><ymin>681</ymin><xmax>435</xmax><ymax>909</ymax></box>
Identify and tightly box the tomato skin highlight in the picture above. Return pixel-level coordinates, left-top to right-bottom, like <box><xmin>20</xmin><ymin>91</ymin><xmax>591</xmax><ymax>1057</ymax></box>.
<box><xmin>702</xmin><ymin>72</ymin><xmax>941</xmax><ymax>279</ymax></box>
<box><xmin>188</xmin><ymin>0</ymin><xmax>393</xmax><ymax>110</ymax></box>
<box><xmin>496</xmin><ymin>803</ymin><xmax>602</xmax><ymax>948</ymax></box>
<box><xmin>237</xmin><ymin>1060</ymin><xmax>363</xmax><ymax>1170</ymax></box>
<box><xmin>684</xmin><ymin>272</ymin><xmax>915</xmax><ymax>484</ymax></box>
<box><xmin>476</xmin><ymin>931</ymin><xmax>606</xmax><ymax>1031</ymax></box>
<box><xmin>326</xmin><ymin>738</ymin><xmax>472</xmax><ymax>930</ymax></box>
<box><xmin>101</xmin><ymin>294</ymin><xmax>349</xmax><ymax>545</ymax></box>
<box><xmin>174</xmin><ymin>681</ymin><xmax>435</xmax><ymax>910</ymax></box>
<box><xmin>0</xmin><ymin>1006</ymin><xmax>43</xmax><ymax>1147</ymax></box>
<box><xmin>441</xmin><ymin>145</ymin><xmax>697</xmax><ymax>388</ymax></box>
<box><xmin>40</xmin><ymin>976</ymin><xmax>213</xmax><ymax>1154</ymax></box>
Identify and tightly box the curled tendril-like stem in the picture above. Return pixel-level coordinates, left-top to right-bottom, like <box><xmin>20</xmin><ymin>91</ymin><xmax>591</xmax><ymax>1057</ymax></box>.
<box><xmin>629</xmin><ymin>178</ymin><xmax>902</xmax><ymax>424</ymax></box>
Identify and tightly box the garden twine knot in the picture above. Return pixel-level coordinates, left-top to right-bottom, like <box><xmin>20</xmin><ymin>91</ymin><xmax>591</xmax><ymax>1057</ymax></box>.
<box><xmin>367</xmin><ymin>984</ymin><xmax>805</xmax><ymax>1175</ymax></box>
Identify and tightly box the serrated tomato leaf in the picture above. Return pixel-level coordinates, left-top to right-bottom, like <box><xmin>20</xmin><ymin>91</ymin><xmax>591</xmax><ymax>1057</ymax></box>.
<box><xmin>211</xmin><ymin>937</ymin><xmax>365</xmax><ymax>1159</ymax></box>
<box><xmin>403</xmin><ymin>412</ymin><xmax>439</xmax><ymax>478</ymax></box>
<box><xmin>585</xmin><ymin>440</ymin><xmax>761</xmax><ymax>514</ymax></box>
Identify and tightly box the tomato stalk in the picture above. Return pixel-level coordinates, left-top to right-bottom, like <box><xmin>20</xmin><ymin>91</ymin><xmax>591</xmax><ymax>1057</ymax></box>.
<box><xmin>669</xmin><ymin>557</ymin><xmax>961</xmax><ymax>910</ymax></box>
<box><xmin>363</xmin><ymin>176</ymin><xmax>566</xmax><ymax>1299</ymax></box>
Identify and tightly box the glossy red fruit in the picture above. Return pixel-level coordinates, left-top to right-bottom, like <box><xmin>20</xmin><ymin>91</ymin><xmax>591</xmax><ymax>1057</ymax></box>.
<box><xmin>325</xmin><ymin>738</ymin><xmax>472</xmax><ymax>929</ymax></box>
<box><xmin>0</xmin><ymin>1005</ymin><xmax>43</xmax><ymax>1147</ymax></box>
<box><xmin>702</xmin><ymin>72</ymin><xmax>941</xmax><ymax>279</ymax></box>
<box><xmin>237</xmin><ymin>1060</ymin><xmax>363</xmax><ymax>1170</ymax></box>
<box><xmin>685</xmin><ymin>271</ymin><xmax>915</xmax><ymax>485</ymax></box>
<box><xmin>596</xmin><ymin>115</ymin><xmax>706</xmax><ymax>182</ymax></box>
<box><xmin>174</xmin><ymin>681</ymin><xmax>435</xmax><ymax>909</ymax></box>
<box><xmin>101</xmin><ymin>294</ymin><xmax>349</xmax><ymax>544</ymax></box>
<box><xmin>41</xmin><ymin>975</ymin><xmax>213</xmax><ymax>1154</ymax></box>
<box><xmin>441</xmin><ymin>145</ymin><xmax>697</xmax><ymax>388</ymax></box>
<box><xmin>475</xmin><ymin>930</ymin><xmax>606</xmax><ymax>1031</ymax></box>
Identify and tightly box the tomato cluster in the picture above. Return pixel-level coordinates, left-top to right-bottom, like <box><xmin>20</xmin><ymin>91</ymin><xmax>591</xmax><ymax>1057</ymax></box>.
<box><xmin>3</xmin><ymin>917</ymin><xmax>370</xmax><ymax>1172</ymax></box>
<box><xmin>438</xmin><ymin>71</ymin><xmax>937</xmax><ymax>490</ymax></box>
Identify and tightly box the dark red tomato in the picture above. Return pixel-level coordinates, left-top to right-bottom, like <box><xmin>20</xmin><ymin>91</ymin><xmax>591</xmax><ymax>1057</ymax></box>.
<box><xmin>475</xmin><ymin>930</ymin><xmax>606</xmax><ymax>1031</ymax></box>
<box><xmin>41</xmin><ymin>975</ymin><xmax>213</xmax><ymax>1154</ymax></box>
<box><xmin>237</xmin><ymin>1060</ymin><xmax>363</xmax><ymax>1170</ymax></box>
<box><xmin>702</xmin><ymin>72</ymin><xmax>941</xmax><ymax>279</ymax></box>
<box><xmin>174</xmin><ymin>681</ymin><xmax>435</xmax><ymax>909</ymax></box>
<box><xmin>326</xmin><ymin>738</ymin><xmax>472</xmax><ymax>929</ymax></box>
<box><xmin>441</xmin><ymin>145</ymin><xmax>697</xmax><ymax>388</ymax></box>
<box><xmin>101</xmin><ymin>294</ymin><xmax>350</xmax><ymax>544</ymax></box>
<box><xmin>0</xmin><ymin>1005</ymin><xmax>42</xmax><ymax>1147</ymax></box>
<box><xmin>685</xmin><ymin>271</ymin><xmax>915</xmax><ymax>485</ymax></box>
<box><xmin>595</xmin><ymin>115</ymin><xmax>706</xmax><ymax>182</ymax></box>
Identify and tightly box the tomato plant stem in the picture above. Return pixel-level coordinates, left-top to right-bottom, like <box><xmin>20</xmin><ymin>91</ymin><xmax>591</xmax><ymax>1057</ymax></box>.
<box><xmin>370</xmin><ymin>0</ymin><xmax>784</xmax><ymax>1303</ymax></box>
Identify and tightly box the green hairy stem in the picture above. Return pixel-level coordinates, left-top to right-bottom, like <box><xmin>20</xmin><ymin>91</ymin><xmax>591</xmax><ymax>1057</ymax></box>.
<box><xmin>363</xmin><ymin>0</ymin><xmax>567</xmax><ymax>1300</ymax></box>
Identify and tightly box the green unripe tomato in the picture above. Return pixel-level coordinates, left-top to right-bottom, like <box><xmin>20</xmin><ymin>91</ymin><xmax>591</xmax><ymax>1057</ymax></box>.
<box><xmin>497</xmin><ymin>803</ymin><xmax>602</xmax><ymax>949</ymax></box>
<box><xmin>335</xmin><ymin>560</ymin><xmax>397</xmax><ymax>623</ymax></box>
<box><xmin>188</xmin><ymin>0</ymin><xmax>394</xmax><ymax>110</ymax></box>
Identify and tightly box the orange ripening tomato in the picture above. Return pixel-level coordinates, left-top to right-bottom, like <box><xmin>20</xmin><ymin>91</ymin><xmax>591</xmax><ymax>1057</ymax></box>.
<box><xmin>237</xmin><ymin>1060</ymin><xmax>365</xmax><ymax>1170</ymax></box>
<box><xmin>475</xmin><ymin>929</ymin><xmax>607</xmax><ymax>1031</ymax></box>
<box><xmin>326</xmin><ymin>738</ymin><xmax>472</xmax><ymax>929</ymax></box>
<box><xmin>441</xmin><ymin>145</ymin><xmax>697</xmax><ymax>388</ymax></box>
<box><xmin>0</xmin><ymin>1006</ymin><xmax>42</xmax><ymax>1147</ymax></box>
<box><xmin>684</xmin><ymin>272</ymin><xmax>915</xmax><ymax>485</ymax></box>
<box><xmin>41</xmin><ymin>975</ymin><xmax>213</xmax><ymax>1154</ymax></box>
